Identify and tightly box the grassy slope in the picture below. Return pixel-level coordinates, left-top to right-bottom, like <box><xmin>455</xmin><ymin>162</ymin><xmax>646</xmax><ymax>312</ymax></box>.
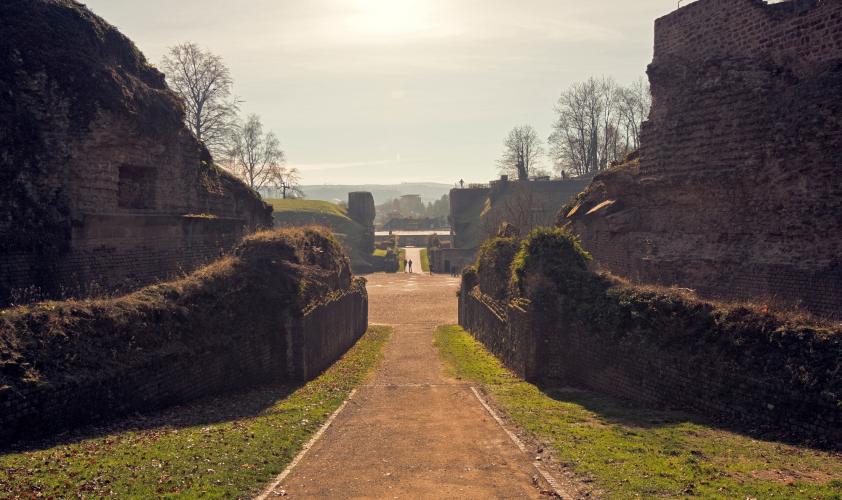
<box><xmin>434</xmin><ymin>326</ymin><xmax>842</xmax><ymax>499</ymax></box>
<box><xmin>267</xmin><ymin>199</ymin><xmax>351</xmax><ymax>220</ymax></box>
<box><xmin>0</xmin><ymin>326</ymin><xmax>391</xmax><ymax>499</ymax></box>
<box><xmin>267</xmin><ymin>199</ymin><xmax>371</xmax><ymax>270</ymax></box>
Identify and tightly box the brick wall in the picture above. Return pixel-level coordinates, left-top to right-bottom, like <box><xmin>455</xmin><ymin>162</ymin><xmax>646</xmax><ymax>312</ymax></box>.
<box><xmin>0</xmin><ymin>0</ymin><xmax>272</xmax><ymax>306</ymax></box>
<box><xmin>459</xmin><ymin>289</ymin><xmax>537</xmax><ymax>380</ymax></box>
<box><xmin>654</xmin><ymin>0</ymin><xmax>842</xmax><ymax>74</ymax></box>
<box><xmin>459</xmin><ymin>280</ymin><xmax>842</xmax><ymax>448</ymax></box>
<box><xmin>0</xmin><ymin>229</ymin><xmax>367</xmax><ymax>446</ymax></box>
<box><xmin>568</xmin><ymin>0</ymin><xmax>842</xmax><ymax>318</ymax></box>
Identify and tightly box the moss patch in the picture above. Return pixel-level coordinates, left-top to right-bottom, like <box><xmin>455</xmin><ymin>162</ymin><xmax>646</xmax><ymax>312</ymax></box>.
<box><xmin>435</xmin><ymin>325</ymin><xmax>842</xmax><ymax>499</ymax></box>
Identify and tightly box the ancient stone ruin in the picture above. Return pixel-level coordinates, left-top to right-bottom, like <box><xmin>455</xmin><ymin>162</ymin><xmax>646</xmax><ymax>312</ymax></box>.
<box><xmin>348</xmin><ymin>191</ymin><xmax>376</xmax><ymax>255</ymax></box>
<box><xmin>0</xmin><ymin>0</ymin><xmax>272</xmax><ymax>305</ymax></box>
<box><xmin>567</xmin><ymin>0</ymin><xmax>842</xmax><ymax>318</ymax></box>
<box><xmin>0</xmin><ymin>228</ymin><xmax>368</xmax><ymax>444</ymax></box>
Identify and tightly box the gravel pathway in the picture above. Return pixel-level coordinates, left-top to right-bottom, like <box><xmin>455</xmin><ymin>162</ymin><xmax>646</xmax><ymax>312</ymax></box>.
<box><xmin>269</xmin><ymin>273</ymin><xmax>547</xmax><ymax>498</ymax></box>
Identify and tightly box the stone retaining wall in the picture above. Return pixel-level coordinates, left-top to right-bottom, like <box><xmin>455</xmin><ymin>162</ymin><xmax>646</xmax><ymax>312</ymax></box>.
<box><xmin>0</xmin><ymin>229</ymin><xmax>367</xmax><ymax>446</ymax></box>
<box><xmin>459</xmin><ymin>279</ymin><xmax>842</xmax><ymax>448</ymax></box>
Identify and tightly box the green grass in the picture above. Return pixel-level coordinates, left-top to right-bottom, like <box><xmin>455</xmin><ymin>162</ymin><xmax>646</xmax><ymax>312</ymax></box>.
<box><xmin>265</xmin><ymin>199</ymin><xmax>351</xmax><ymax>220</ymax></box>
<box><xmin>420</xmin><ymin>249</ymin><xmax>430</xmax><ymax>272</ymax></box>
<box><xmin>434</xmin><ymin>325</ymin><xmax>842</xmax><ymax>499</ymax></box>
<box><xmin>399</xmin><ymin>249</ymin><xmax>406</xmax><ymax>272</ymax></box>
<box><xmin>0</xmin><ymin>326</ymin><xmax>391</xmax><ymax>499</ymax></box>
<box><xmin>266</xmin><ymin>199</ymin><xmax>374</xmax><ymax>272</ymax></box>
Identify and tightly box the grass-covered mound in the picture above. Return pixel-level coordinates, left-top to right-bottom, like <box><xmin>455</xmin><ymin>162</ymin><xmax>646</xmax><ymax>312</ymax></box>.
<box><xmin>268</xmin><ymin>199</ymin><xmax>375</xmax><ymax>272</ymax></box>
<box><xmin>462</xmin><ymin>227</ymin><xmax>842</xmax><ymax>449</ymax></box>
<box><xmin>0</xmin><ymin>326</ymin><xmax>390</xmax><ymax>498</ymax></box>
<box><xmin>0</xmin><ymin>227</ymin><xmax>365</xmax><ymax>446</ymax></box>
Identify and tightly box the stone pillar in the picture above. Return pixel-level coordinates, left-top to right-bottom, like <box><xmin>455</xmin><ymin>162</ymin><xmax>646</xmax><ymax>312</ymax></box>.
<box><xmin>348</xmin><ymin>192</ymin><xmax>375</xmax><ymax>254</ymax></box>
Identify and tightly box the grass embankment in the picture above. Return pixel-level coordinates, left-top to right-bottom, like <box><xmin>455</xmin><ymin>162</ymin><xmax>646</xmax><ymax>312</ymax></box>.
<box><xmin>420</xmin><ymin>249</ymin><xmax>430</xmax><ymax>272</ymax></box>
<box><xmin>267</xmin><ymin>199</ymin><xmax>372</xmax><ymax>271</ymax></box>
<box><xmin>267</xmin><ymin>199</ymin><xmax>360</xmax><ymax>239</ymax></box>
<box><xmin>266</xmin><ymin>199</ymin><xmax>351</xmax><ymax>220</ymax></box>
<box><xmin>0</xmin><ymin>326</ymin><xmax>391</xmax><ymax>498</ymax></box>
<box><xmin>435</xmin><ymin>325</ymin><xmax>842</xmax><ymax>499</ymax></box>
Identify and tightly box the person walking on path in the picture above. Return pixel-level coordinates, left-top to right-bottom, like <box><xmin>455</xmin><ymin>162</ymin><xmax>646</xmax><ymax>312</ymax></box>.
<box><xmin>408</xmin><ymin>259</ymin><xmax>413</xmax><ymax>273</ymax></box>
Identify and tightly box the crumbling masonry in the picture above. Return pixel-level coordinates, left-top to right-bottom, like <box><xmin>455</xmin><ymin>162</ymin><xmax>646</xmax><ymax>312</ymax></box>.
<box><xmin>0</xmin><ymin>0</ymin><xmax>272</xmax><ymax>305</ymax></box>
<box><xmin>567</xmin><ymin>0</ymin><xmax>842</xmax><ymax>317</ymax></box>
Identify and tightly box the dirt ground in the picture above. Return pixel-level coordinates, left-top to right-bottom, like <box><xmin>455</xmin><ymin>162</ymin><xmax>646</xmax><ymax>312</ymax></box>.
<box><xmin>270</xmin><ymin>273</ymin><xmax>549</xmax><ymax>498</ymax></box>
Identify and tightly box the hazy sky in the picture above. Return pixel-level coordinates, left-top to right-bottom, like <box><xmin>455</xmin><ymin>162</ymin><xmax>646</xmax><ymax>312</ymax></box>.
<box><xmin>83</xmin><ymin>0</ymin><xmax>682</xmax><ymax>185</ymax></box>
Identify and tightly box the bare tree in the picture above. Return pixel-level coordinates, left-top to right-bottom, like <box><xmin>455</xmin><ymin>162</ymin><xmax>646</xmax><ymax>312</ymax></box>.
<box><xmin>480</xmin><ymin>184</ymin><xmax>541</xmax><ymax>240</ymax></box>
<box><xmin>549</xmin><ymin>77</ymin><xmax>650</xmax><ymax>177</ymax></box>
<box><xmin>497</xmin><ymin>125</ymin><xmax>545</xmax><ymax>181</ymax></box>
<box><xmin>225</xmin><ymin>114</ymin><xmax>287</xmax><ymax>191</ymax></box>
<box><xmin>277</xmin><ymin>167</ymin><xmax>303</xmax><ymax>199</ymax></box>
<box><xmin>161</xmin><ymin>42</ymin><xmax>239</xmax><ymax>157</ymax></box>
<box><xmin>615</xmin><ymin>77</ymin><xmax>651</xmax><ymax>152</ymax></box>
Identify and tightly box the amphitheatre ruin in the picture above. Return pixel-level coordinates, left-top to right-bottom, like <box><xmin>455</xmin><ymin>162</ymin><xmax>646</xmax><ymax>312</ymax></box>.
<box><xmin>1</xmin><ymin>0</ymin><xmax>841</xmax><ymax>498</ymax></box>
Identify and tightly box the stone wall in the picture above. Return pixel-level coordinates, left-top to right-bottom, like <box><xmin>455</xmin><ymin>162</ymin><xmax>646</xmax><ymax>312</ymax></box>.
<box><xmin>567</xmin><ymin>0</ymin><xmax>842</xmax><ymax>318</ymax></box>
<box><xmin>429</xmin><ymin>248</ymin><xmax>477</xmax><ymax>275</ymax></box>
<box><xmin>0</xmin><ymin>228</ymin><xmax>367</xmax><ymax>446</ymax></box>
<box><xmin>348</xmin><ymin>192</ymin><xmax>376</xmax><ymax>255</ymax></box>
<box><xmin>459</xmin><ymin>273</ymin><xmax>842</xmax><ymax>448</ymax></box>
<box><xmin>0</xmin><ymin>0</ymin><xmax>272</xmax><ymax>305</ymax></box>
<box><xmin>451</xmin><ymin>178</ymin><xmax>590</xmax><ymax>251</ymax></box>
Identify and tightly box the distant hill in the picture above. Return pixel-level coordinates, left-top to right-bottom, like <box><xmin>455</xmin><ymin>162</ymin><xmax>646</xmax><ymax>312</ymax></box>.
<box><xmin>299</xmin><ymin>183</ymin><xmax>452</xmax><ymax>204</ymax></box>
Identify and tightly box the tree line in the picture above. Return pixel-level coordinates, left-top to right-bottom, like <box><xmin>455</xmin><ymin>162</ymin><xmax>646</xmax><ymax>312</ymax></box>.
<box><xmin>161</xmin><ymin>42</ymin><xmax>301</xmax><ymax>197</ymax></box>
<box><xmin>498</xmin><ymin>77</ymin><xmax>651</xmax><ymax>180</ymax></box>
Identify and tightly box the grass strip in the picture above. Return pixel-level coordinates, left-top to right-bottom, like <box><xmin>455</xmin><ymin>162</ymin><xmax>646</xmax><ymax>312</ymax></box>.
<box><xmin>434</xmin><ymin>325</ymin><xmax>842</xmax><ymax>499</ymax></box>
<box><xmin>0</xmin><ymin>326</ymin><xmax>391</xmax><ymax>499</ymax></box>
<box><xmin>420</xmin><ymin>249</ymin><xmax>430</xmax><ymax>273</ymax></box>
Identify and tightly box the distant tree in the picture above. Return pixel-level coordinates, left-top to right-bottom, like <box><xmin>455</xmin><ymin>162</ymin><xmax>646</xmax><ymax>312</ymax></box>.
<box><xmin>225</xmin><ymin>114</ymin><xmax>287</xmax><ymax>192</ymax></box>
<box><xmin>480</xmin><ymin>184</ymin><xmax>541</xmax><ymax>240</ymax></box>
<box><xmin>424</xmin><ymin>194</ymin><xmax>450</xmax><ymax>219</ymax></box>
<box><xmin>277</xmin><ymin>167</ymin><xmax>303</xmax><ymax>199</ymax></box>
<box><xmin>161</xmin><ymin>42</ymin><xmax>239</xmax><ymax>157</ymax></box>
<box><xmin>615</xmin><ymin>77</ymin><xmax>651</xmax><ymax>152</ymax></box>
<box><xmin>549</xmin><ymin>76</ymin><xmax>650</xmax><ymax>177</ymax></box>
<box><xmin>497</xmin><ymin>125</ymin><xmax>545</xmax><ymax>181</ymax></box>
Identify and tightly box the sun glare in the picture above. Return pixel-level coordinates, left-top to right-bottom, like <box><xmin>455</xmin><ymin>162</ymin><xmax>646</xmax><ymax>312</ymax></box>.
<box><xmin>344</xmin><ymin>0</ymin><xmax>432</xmax><ymax>39</ymax></box>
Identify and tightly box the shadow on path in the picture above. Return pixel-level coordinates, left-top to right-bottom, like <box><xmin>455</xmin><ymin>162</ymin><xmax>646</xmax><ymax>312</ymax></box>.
<box><xmin>2</xmin><ymin>381</ymin><xmax>301</xmax><ymax>455</ymax></box>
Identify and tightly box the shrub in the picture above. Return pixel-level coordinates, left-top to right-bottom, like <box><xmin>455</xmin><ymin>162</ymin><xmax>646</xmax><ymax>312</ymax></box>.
<box><xmin>511</xmin><ymin>227</ymin><xmax>593</xmax><ymax>299</ymax></box>
<box><xmin>476</xmin><ymin>237</ymin><xmax>519</xmax><ymax>299</ymax></box>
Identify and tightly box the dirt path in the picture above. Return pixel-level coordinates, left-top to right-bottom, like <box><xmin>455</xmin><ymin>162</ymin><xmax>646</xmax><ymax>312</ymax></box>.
<box><xmin>403</xmin><ymin>247</ymin><xmax>424</xmax><ymax>274</ymax></box>
<box><xmin>268</xmin><ymin>273</ymin><xmax>548</xmax><ymax>498</ymax></box>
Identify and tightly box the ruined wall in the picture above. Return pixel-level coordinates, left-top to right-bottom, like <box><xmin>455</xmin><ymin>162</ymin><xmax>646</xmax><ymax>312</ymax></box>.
<box><xmin>449</xmin><ymin>187</ymin><xmax>491</xmax><ymax>250</ymax></box>
<box><xmin>452</xmin><ymin>179</ymin><xmax>590</xmax><ymax>252</ymax></box>
<box><xmin>0</xmin><ymin>228</ymin><xmax>367</xmax><ymax>445</ymax></box>
<box><xmin>567</xmin><ymin>0</ymin><xmax>842</xmax><ymax>318</ymax></box>
<box><xmin>460</xmin><ymin>238</ymin><xmax>842</xmax><ymax>449</ymax></box>
<box><xmin>0</xmin><ymin>0</ymin><xmax>272</xmax><ymax>304</ymax></box>
<box><xmin>429</xmin><ymin>248</ymin><xmax>477</xmax><ymax>274</ymax></box>
<box><xmin>348</xmin><ymin>192</ymin><xmax>376</xmax><ymax>255</ymax></box>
